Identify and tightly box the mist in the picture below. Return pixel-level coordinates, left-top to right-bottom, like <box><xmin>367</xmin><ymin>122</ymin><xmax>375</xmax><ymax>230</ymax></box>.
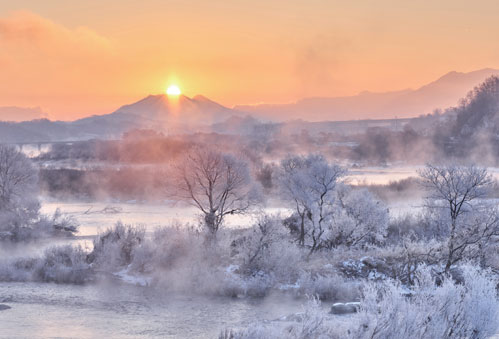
<box><xmin>1</xmin><ymin>13</ymin><xmax>499</xmax><ymax>336</ymax></box>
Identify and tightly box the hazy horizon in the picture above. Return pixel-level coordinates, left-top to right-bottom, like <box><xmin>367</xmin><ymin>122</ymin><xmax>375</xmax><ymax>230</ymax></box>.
<box><xmin>1</xmin><ymin>67</ymin><xmax>498</xmax><ymax>122</ymax></box>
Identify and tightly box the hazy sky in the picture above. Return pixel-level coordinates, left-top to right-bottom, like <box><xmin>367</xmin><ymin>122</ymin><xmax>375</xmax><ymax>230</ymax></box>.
<box><xmin>1</xmin><ymin>0</ymin><xmax>499</xmax><ymax>119</ymax></box>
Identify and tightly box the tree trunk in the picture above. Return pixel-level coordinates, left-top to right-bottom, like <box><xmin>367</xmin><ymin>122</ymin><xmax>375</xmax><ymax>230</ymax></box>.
<box><xmin>205</xmin><ymin>212</ymin><xmax>217</xmax><ymax>234</ymax></box>
<box><xmin>445</xmin><ymin>217</ymin><xmax>457</xmax><ymax>274</ymax></box>
<box><xmin>299</xmin><ymin>214</ymin><xmax>305</xmax><ymax>247</ymax></box>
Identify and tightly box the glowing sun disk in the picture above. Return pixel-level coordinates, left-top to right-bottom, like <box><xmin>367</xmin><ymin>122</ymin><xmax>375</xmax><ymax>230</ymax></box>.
<box><xmin>166</xmin><ymin>85</ymin><xmax>181</xmax><ymax>96</ymax></box>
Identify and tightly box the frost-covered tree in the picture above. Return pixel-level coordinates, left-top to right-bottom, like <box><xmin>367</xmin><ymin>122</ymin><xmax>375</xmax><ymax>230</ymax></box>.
<box><xmin>280</xmin><ymin>155</ymin><xmax>387</xmax><ymax>251</ymax></box>
<box><xmin>0</xmin><ymin>145</ymin><xmax>77</xmax><ymax>241</ymax></box>
<box><xmin>419</xmin><ymin>164</ymin><xmax>498</xmax><ymax>272</ymax></box>
<box><xmin>0</xmin><ymin>145</ymin><xmax>40</xmax><ymax>239</ymax></box>
<box><xmin>234</xmin><ymin>214</ymin><xmax>303</xmax><ymax>282</ymax></box>
<box><xmin>279</xmin><ymin>154</ymin><xmax>346</xmax><ymax>251</ymax></box>
<box><xmin>239</xmin><ymin>215</ymin><xmax>282</xmax><ymax>268</ymax></box>
<box><xmin>171</xmin><ymin>148</ymin><xmax>261</xmax><ymax>235</ymax></box>
<box><xmin>329</xmin><ymin>187</ymin><xmax>389</xmax><ymax>248</ymax></box>
<box><xmin>0</xmin><ymin>145</ymin><xmax>38</xmax><ymax>208</ymax></box>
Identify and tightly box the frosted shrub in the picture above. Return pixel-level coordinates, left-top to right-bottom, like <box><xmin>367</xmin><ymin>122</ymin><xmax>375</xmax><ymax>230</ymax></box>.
<box><xmin>33</xmin><ymin>245</ymin><xmax>91</xmax><ymax>284</ymax></box>
<box><xmin>223</xmin><ymin>266</ymin><xmax>498</xmax><ymax>339</ymax></box>
<box><xmin>129</xmin><ymin>223</ymin><xmax>239</xmax><ymax>296</ymax></box>
<box><xmin>130</xmin><ymin>224</ymin><xmax>209</xmax><ymax>277</ymax></box>
<box><xmin>150</xmin><ymin>224</ymin><xmax>204</xmax><ymax>269</ymax></box>
<box><xmin>0</xmin><ymin>245</ymin><xmax>92</xmax><ymax>283</ymax></box>
<box><xmin>328</xmin><ymin>187</ymin><xmax>389</xmax><ymax>248</ymax></box>
<box><xmin>0</xmin><ymin>257</ymin><xmax>37</xmax><ymax>282</ymax></box>
<box><xmin>236</xmin><ymin>214</ymin><xmax>304</xmax><ymax>283</ymax></box>
<box><xmin>237</xmin><ymin>215</ymin><xmax>282</xmax><ymax>271</ymax></box>
<box><xmin>353</xmin><ymin>265</ymin><xmax>499</xmax><ymax>339</ymax></box>
<box><xmin>89</xmin><ymin>222</ymin><xmax>145</xmax><ymax>269</ymax></box>
<box><xmin>48</xmin><ymin>208</ymin><xmax>79</xmax><ymax>234</ymax></box>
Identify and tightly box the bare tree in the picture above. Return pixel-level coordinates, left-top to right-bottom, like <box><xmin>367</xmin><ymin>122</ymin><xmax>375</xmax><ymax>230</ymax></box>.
<box><xmin>419</xmin><ymin>164</ymin><xmax>498</xmax><ymax>272</ymax></box>
<box><xmin>171</xmin><ymin>148</ymin><xmax>261</xmax><ymax>235</ymax></box>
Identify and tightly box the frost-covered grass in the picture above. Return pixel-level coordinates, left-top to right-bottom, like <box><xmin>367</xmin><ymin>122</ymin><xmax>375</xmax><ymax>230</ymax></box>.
<box><xmin>0</xmin><ymin>220</ymin><xmax>360</xmax><ymax>300</ymax></box>
<box><xmin>0</xmin><ymin>210</ymin><xmax>497</xmax><ymax>338</ymax></box>
<box><xmin>222</xmin><ymin>266</ymin><xmax>499</xmax><ymax>339</ymax></box>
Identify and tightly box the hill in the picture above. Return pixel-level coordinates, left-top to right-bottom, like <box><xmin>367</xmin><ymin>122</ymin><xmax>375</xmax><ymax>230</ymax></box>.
<box><xmin>236</xmin><ymin>68</ymin><xmax>499</xmax><ymax>121</ymax></box>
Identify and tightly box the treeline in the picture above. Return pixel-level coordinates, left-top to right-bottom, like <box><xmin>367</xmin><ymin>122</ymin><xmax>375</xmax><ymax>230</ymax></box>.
<box><xmin>37</xmin><ymin>129</ymin><xmax>194</xmax><ymax>163</ymax></box>
<box><xmin>35</xmin><ymin>76</ymin><xmax>499</xmax><ymax>167</ymax></box>
<box><xmin>39</xmin><ymin>167</ymin><xmax>166</xmax><ymax>200</ymax></box>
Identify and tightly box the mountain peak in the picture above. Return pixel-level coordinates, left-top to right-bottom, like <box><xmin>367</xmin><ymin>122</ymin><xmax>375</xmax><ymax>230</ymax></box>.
<box><xmin>438</xmin><ymin>70</ymin><xmax>461</xmax><ymax>80</ymax></box>
<box><xmin>236</xmin><ymin>68</ymin><xmax>499</xmax><ymax>121</ymax></box>
<box><xmin>74</xmin><ymin>92</ymin><xmax>242</xmax><ymax>132</ymax></box>
<box><xmin>435</xmin><ymin>68</ymin><xmax>499</xmax><ymax>83</ymax></box>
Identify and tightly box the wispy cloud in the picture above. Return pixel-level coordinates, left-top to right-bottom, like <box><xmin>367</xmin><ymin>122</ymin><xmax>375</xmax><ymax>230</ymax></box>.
<box><xmin>0</xmin><ymin>11</ymin><xmax>111</xmax><ymax>55</ymax></box>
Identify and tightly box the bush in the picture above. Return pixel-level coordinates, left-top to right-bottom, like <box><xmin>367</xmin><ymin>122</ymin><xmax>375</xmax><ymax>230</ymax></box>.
<box><xmin>0</xmin><ymin>245</ymin><xmax>92</xmax><ymax>284</ymax></box>
<box><xmin>33</xmin><ymin>245</ymin><xmax>92</xmax><ymax>284</ymax></box>
<box><xmin>235</xmin><ymin>215</ymin><xmax>304</xmax><ymax>282</ymax></box>
<box><xmin>222</xmin><ymin>265</ymin><xmax>499</xmax><ymax>339</ymax></box>
<box><xmin>88</xmin><ymin>222</ymin><xmax>145</xmax><ymax>269</ymax></box>
<box><xmin>353</xmin><ymin>265</ymin><xmax>499</xmax><ymax>339</ymax></box>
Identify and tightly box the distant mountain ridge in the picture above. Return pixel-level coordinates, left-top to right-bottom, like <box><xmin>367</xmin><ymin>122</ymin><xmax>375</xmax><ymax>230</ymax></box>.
<box><xmin>0</xmin><ymin>68</ymin><xmax>499</xmax><ymax>143</ymax></box>
<box><xmin>235</xmin><ymin>68</ymin><xmax>499</xmax><ymax>121</ymax></box>
<box><xmin>0</xmin><ymin>94</ymin><xmax>245</xmax><ymax>142</ymax></box>
<box><xmin>74</xmin><ymin>94</ymin><xmax>242</xmax><ymax>133</ymax></box>
<box><xmin>0</xmin><ymin>106</ymin><xmax>47</xmax><ymax>122</ymax></box>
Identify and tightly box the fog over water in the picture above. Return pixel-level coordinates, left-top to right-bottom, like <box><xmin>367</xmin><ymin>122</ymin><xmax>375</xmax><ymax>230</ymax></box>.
<box><xmin>0</xmin><ymin>169</ymin><xmax>414</xmax><ymax>338</ymax></box>
<box><xmin>39</xmin><ymin>166</ymin><xmax>431</xmax><ymax>237</ymax></box>
<box><xmin>2</xmin><ymin>155</ymin><xmax>498</xmax><ymax>337</ymax></box>
<box><xmin>0</xmin><ymin>282</ymin><xmax>328</xmax><ymax>339</ymax></box>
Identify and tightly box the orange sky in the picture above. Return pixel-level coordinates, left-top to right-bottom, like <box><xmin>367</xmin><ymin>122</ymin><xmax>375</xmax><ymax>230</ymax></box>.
<box><xmin>1</xmin><ymin>0</ymin><xmax>499</xmax><ymax>120</ymax></box>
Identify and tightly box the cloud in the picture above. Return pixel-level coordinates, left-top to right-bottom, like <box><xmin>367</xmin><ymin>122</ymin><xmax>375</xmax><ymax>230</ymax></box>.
<box><xmin>0</xmin><ymin>11</ymin><xmax>120</xmax><ymax>119</ymax></box>
<box><xmin>0</xmin><ymin>11</ymin><xmax>111</xmax><ymax>56</ymax></box>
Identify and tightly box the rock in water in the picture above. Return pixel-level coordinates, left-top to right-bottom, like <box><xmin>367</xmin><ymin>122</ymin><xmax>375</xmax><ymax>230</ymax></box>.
<box><xmin>330</xmin><ymin>302</ymin><xmax>359</xmax><ymax>315</ymax></box>
<box><xmin>0</xmin><ymin>304</ymin><xmax>11</xmax><ymax>310</ymax></box>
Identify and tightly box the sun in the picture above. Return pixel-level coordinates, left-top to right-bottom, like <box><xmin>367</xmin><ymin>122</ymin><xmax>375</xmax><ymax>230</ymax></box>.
<box><xmin>166</xmin><ymin>85</ymin><xmax>181</xmax><ymax>96</ymax></box>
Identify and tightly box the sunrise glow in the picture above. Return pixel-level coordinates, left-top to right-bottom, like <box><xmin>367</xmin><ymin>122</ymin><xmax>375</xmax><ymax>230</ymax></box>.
<box><xmin>1</xmin><ymin>2</ymin><xmax>499</xmax><ymax>338</ymax></box>
<box><xmin>166</xmin><ymin>85</ymin><xmax>181</xmax><ymax>96</ymax></box>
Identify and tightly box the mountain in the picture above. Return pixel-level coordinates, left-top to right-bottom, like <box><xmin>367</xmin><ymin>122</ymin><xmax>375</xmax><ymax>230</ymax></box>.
<box><xmin>0</xmin><ymin>106</ymin><xmax>47</xmax><ymax>122</ymax></box>
<box><xmin>71</xmin><ymin>94</ymin><xmax>244</xmax><ymax>138</ymax></box>
<box><xmin>1</xmin><ymin>68</ymin><xmax>499</xmax><ymax>143</ymax></box>
<box><xmin>108</xmin><ymin>94</ymin><xmax>237</xmax><ymax>124</ymax></box>
<box><xmin>0</xmin><ymin>94</ymin><xmax>244</xmax><ymax>142</ymax></box>
<box><xmin>235</xmin><ymin>68</ymin><xmax>499</xmax><ymax>121</ymax></box>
